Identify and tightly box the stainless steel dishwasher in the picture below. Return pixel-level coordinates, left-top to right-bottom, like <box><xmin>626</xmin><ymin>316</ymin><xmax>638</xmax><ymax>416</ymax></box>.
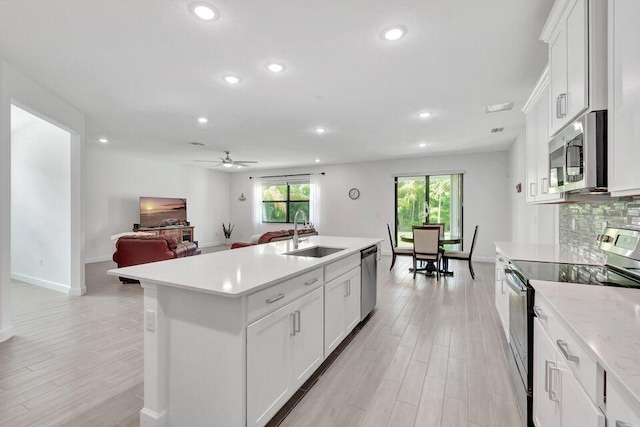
<box><xmin>360</xmin><ymin>245</ymin><xmax>378</xmax><ymax>320</ymax></box>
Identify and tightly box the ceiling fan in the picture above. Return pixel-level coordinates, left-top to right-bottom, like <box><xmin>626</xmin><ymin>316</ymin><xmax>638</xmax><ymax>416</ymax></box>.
<box><xmin>195</xmin><ymin>151</ymin><xmax>258</xmax><ymax>168</ymax></box>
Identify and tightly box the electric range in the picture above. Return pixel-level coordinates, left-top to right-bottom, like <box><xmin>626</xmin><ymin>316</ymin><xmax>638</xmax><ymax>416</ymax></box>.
<box><xmin>503</xmin><ymin>226</ymin><xmax>640</xmax><ymax>427</ymax></box>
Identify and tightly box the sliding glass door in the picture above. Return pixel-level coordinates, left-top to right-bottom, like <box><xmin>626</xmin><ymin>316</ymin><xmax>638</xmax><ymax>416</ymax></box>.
<box><xmin>395</xmin><ymin>174</ymin><xmax>463</xmax><ymax>249</ymax></box>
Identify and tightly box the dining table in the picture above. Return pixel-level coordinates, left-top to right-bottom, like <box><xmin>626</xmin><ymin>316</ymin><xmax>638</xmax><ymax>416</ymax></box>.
<box><xmin>399</xmin><ymin>233</ymin><xmax>463</xmax><ymax>276</ymax></box>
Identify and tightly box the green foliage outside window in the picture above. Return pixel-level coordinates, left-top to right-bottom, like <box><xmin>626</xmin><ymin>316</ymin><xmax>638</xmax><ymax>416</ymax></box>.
<box><xmin>262</xmin><ymin>183</ymin><xmax>310</xmax><ymax>223</ymax></box>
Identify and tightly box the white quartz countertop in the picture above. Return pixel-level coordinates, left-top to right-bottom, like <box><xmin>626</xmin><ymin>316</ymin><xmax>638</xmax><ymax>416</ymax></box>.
<box><xmin>494</xmin><ymin>241</ymin><xmax>602</xmax><ymax>265</ymax></box>
<box><xmin>532</xmin><ymin>280</ymin><xmax>640</xmax><ymax>405</ymax></box>
<box><xmin>108</xmin><ymin>236</ymin><xmax>381</xmax><ymax>297</ymax></box>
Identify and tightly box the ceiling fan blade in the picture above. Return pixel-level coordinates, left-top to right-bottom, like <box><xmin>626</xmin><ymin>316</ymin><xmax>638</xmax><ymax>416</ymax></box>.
<box><xmin>194</xmin><ymin>160</ymin><xmax>224</xmax><ymax>165</ymax></box>
<box><xmin>233</xmin><ymin>160</ymin><xmax>258</xmax><ymax>164</ymax></box>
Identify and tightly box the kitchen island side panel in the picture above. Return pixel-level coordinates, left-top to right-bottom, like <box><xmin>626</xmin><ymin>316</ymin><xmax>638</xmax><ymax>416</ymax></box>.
<box><xmin>143</xmin><ymin>283</ymin><xmax>247</xmax><ymax>427</ymax></box>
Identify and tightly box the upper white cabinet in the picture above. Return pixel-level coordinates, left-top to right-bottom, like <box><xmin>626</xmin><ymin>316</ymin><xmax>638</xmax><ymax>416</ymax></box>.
<box><xmin>608</xmin><ymin>0</ymin><xmax>640</xmax><ymax>196</ymax></box>
<box><xmin>524</xmin><ymin>66</ymin><xmax>565</xmax><ymax>204</ymax></box>
<box><xmin>541</xmin><ymin>0</ymin><xmax>607</xmax><ymax>136</ymax></box>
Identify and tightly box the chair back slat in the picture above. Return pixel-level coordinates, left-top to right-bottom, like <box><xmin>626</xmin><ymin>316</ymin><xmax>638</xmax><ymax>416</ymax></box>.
<box><xmin>423</xmin><ymin>222</ymin><xmax>445</xmax><ymax>235</ymax></box>
<box><xmin>470</xmin><ymin>225</ymin><xmax>479</xmax><ymax>255</ymax></box>
<box><xmin>387</xmin><ymin>223</ymin><xmax>395</xmax><ymax>249</ymax></box>
<box><xmin>412</xmin><ymin>226</ymin><xmax>440</xmax><ymax>255</ymax></box>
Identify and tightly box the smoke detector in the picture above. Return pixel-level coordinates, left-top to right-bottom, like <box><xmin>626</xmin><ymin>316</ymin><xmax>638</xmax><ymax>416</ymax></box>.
<box><xmin>187</xmin><ymin>141</ymin><xmax>207</xmax><ymax>147</ymax></box>
<box><xmin>491</xmin><ymin>127</ymin><xmax>504</xmax><ymax>133</ymax></box>
<box><xmin>485</xmin><ymin>102</ymin><xmax>515</xmax><ymax>113</ymax></box>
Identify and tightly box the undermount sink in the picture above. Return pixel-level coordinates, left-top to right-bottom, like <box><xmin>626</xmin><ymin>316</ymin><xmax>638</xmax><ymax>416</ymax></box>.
<box><xmin>283</xmin><ymin>246</ymin><xmax>346</xmax><ymax>258</ymax></box>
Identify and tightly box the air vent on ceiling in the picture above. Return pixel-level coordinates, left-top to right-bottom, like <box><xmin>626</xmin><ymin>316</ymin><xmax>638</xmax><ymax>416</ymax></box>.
<box><xmin>491</xmin><ymin>127</ymin><xmax>504</xmax><ymax>133</ymax></box>
<box><xmin>485</xmin><ymin>102</ymin><xmax>515</xmax><ymax>113</ymax></box>
<box><xmin>187</xmin><ymin>141</ymin><xmax>207</xmax><ymax>146</ymax></box>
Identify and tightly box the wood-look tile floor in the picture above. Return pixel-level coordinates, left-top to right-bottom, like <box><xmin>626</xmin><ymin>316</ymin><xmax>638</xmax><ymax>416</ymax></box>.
<box><xmin>0</xmin><ymin>255</ymin><xmax>523</xmax><ymax>427</ymax></box>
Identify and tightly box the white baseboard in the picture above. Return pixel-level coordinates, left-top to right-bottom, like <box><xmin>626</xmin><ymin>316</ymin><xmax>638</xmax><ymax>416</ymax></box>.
<box><xmin>69</xmin><ymin>285</ymin><xmax>87</xmax><ymax>296</ymax></box>
<box><xmin>84</xmin><ymin>255</ymin><xmax>113</xmax><ymax>264</ymax></box>
<box><xmin>11</xmin><ymin>273</ymin><xmax>71</xmax><ymax>294</ymax></box>
<box><xmin>0</xmin><ymin>325</ymin><xmax>15</xmax><ymax>343</ymax></box>
<box><xmin>140</xmin><ymin>407</ymin><xmax>167</xmax><ymax>427</ymax></box>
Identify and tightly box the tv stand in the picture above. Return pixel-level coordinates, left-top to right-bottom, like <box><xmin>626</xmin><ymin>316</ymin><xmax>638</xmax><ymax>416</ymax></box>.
<box><xmin>134</xmin><ymin>226</ymin><xmax>194</xmax><ymax>243</ymax></box>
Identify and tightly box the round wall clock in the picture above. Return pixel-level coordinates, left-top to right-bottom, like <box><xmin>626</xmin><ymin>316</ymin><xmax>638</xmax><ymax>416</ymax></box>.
<box><xmin>348</xmin><ymin>188</ymin><xmax>360</xmax><ymax>200</ymax></box>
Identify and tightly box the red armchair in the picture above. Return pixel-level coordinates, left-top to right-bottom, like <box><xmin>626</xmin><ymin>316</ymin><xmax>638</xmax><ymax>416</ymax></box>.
<box><xmin>113</xmin><ymin>235</ymin><xmax>201</xmax><ymax>282</ymax></box>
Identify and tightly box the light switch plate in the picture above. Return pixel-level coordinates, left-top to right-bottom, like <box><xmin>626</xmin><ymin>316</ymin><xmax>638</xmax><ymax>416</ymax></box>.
<box><xmin>145</xmin><ymin>310</ymin><xmax>155</xmax><ymax>332</ymax></box>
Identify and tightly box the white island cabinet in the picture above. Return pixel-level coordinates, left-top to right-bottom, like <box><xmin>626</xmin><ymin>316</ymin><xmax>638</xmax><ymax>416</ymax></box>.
<box><xmin>108</xmin><ymin>236</ymin><xmax>380</xmax><ymax>427</ymax></box>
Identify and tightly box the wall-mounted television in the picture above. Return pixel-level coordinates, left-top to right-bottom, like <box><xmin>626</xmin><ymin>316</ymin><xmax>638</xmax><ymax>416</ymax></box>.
<box><xmin>139</xmin><ymin>197</ymin><xmax>187</xmax><ymax>228</ymax></box>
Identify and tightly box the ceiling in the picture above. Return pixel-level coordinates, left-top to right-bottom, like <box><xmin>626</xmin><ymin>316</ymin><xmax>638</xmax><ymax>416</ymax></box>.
<box><xmin>0</xmin><ymin>0</ymin><xmax>553</xmax><ymax>171</ymax></box>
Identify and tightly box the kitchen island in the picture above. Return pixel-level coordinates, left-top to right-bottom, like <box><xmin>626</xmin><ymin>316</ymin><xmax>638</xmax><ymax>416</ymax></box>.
<box><xmin>109</xmin><ymin>236</ymin><xmax>382</xmax><ymax>427</ymax></box>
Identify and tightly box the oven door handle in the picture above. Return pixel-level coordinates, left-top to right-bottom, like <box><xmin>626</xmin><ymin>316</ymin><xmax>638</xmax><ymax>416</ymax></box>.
<box><xmin>504</xmin><ymin>269</ymin><xmax>527</xmax><ymax>296</ymax></box>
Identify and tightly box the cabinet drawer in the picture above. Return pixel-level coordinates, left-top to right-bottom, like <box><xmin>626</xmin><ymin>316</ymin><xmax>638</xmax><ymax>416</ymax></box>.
<box><xmin>324</xmin><ymin>253</ymin><xmax>360</xmax><ymax>283</ymax></box>
<box><xmin>534</xmin><ymin>297</ymin><xmax>598</xmax><ymax>403</ymax></box>
<box><xmin>248</xmin><ymin>268</ymin><xmax>323</xmax><ymax>323</ymax></box>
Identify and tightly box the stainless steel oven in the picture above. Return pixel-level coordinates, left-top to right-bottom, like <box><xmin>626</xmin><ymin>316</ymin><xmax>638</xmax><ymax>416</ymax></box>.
<box><xmin>504</xmin><ymin>266</ymin><xmax>534</xmax><ymax>427</ymax></box>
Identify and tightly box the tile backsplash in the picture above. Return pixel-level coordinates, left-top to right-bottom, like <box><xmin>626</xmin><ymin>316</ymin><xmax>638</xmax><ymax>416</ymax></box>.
<box><xmin>559</xmin><ymin>197</ymin><xmax>640</xmax><ymax>262</ymax></box>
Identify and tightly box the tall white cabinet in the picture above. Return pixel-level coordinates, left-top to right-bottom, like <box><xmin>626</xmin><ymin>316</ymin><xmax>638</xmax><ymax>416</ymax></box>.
<box><xmin>607</xmin><ymin>0</ymin><xmax>640</xmax><ymax>196</ymax></box>
<box><xmin>541</xmin><ymin>0</ymin><xmax>607</xmax><ymax>137</ymax></box>
<box><xmin>524</xmin><ymin>66</ymin><xmax>564</xmax><ymax>204</ymax></box>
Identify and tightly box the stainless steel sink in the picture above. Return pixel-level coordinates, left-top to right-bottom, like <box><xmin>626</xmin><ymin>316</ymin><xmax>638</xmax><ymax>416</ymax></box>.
<box><xmin>283</xmin><ymin>246</ymin><xmax>345</xmax><ymax>258</ymax></box>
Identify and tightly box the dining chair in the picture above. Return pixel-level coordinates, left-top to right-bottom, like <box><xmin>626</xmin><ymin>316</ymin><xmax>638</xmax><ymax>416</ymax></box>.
<box><xmin>412</xmin><ymin>226</ymin><xmax>442</xmax><ymax>280</ymax></box>
<box><xmin>443</xmin><ymin>225</ymin><xmax>479</xmax><ymax>279</ymax></box>
<box><xmin>386</xmin><ymin>223</ymin><xmax>413</xmax><ymax>271</ymax></box>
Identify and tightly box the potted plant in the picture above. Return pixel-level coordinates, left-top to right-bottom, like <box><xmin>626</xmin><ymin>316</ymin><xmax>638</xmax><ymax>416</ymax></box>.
<box><xmin>222</xmin><ymin>222</ymin><xmax>235</xmax><ymax>244</ymax></box>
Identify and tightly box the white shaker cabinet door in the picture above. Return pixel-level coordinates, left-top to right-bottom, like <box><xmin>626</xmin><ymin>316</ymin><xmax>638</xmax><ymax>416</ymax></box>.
<box><xmin>608</xmin><ymin>0</ymin><xmax>640</xmax><ymax>196</ymax></box>
<box><xmin>291</xmin><ymin>287</ymin><xmax>324</xmax><ymax>389</ymax></box>
<box><xmin>247</xmin><ymin>303</ymin><xmax>294</xmax><ymax>427</ymax></box>
<box><xmin>533</xmin><ymin>319</ymin><xmax>561</xmax><ymax>427</ymax></box>
<box><xmin>549</xmin><ymin>24</ymin><xmax>568</xmax><ymax>136</ymax></box>
<box><xmin>324</xmin><ymin>274</ymin><xmax>347</xmax><ymax>356</ymax></box>
<box><xmin>565</xmin><ymin>0</ymin><xmax>588</xmax><ymax>121</ymax></box>
<box><xmin>557</xmin><ymin>356</ymin><xmax>605</xmax><ymax>427</ymax></box>
<box><xmin>344</xmin><ymin>268</ymin><xmax>361</xmax><ymax>334</ymax></box>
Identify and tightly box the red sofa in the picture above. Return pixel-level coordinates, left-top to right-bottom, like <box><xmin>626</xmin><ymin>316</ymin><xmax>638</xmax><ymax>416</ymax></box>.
<box><xmin>230</xmin><ymin>228</ymin><xmax>317</xmax><ymax>249</ymax></box>
<box><xmin>113</xmin><ymin>235</ymin><xmax>201</xmax><ymax>282</ymax></box>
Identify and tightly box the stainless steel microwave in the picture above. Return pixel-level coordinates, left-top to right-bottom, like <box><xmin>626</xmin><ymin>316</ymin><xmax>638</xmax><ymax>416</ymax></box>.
<box><xmin>548</xmin><ymin>110</ymin><xmax>607</xmax><ymax>194</ymax></box>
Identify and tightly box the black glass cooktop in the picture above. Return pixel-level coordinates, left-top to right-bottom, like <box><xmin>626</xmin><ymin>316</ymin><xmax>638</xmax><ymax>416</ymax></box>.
<box><xmin>511</xmin><ymin>260</ymin><xmax>640</xmax><ymax>288</ymax></box>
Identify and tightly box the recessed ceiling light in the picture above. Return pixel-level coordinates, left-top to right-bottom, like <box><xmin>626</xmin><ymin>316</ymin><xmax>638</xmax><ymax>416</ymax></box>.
<box><xmin>98</xmin><ymin>138</ymin><xmax>108</xmax><ymax>144</ymax></box>
<box><xmin>197</xmin><ymin>117</ymin><xmax>209</xmax><ymax>124</ymax></box>
<box><xmin>485</xmin><ymin>102</ymin><xmax>515</xmax><ymax>113</ymax></box>
<box><xmin>223</xmin><ymin>75</ymin><xmax>241</xmax><ymax>84</ymax></box>
<box><xmin>417</xmin><ymin>112</ymin><xmax>432</xmax><ymax>119</ymax></box>
<box><xmin>191</xmin><ymin>3</ymin><xmax>217</xmax><ymax>21</ymax></box>
<box><xmin>266</xmin><ymin>63</ymin><xmax>285</xmax><ymax>73</ymax></box>
<box><xmin>419</xmin><ymin>142</ymin><xmax>427</xmax><ymax>147</ymax></box>
<box><xmin>314</xmin><ymin>127</ymin><xmax>327</xmax><ymax>134</ymax></box>
<box><xmin>382</xmin><ymin>26</ymin><xmax>407</xmax><ymax>41</ymax></box>
<box><xmin>315</xmin><ymin>158</ymin><xmax>320</xmax><ymax>163</ymax></box>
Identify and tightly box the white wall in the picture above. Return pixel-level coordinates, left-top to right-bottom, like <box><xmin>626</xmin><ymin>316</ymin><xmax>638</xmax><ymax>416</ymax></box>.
<box><xmin>508</xmin><ymin>130</ymin><xmax>558</xmax><ymax>244</ymax></box>
<box><xmin>11</xmin><ymin>115</ymin><xmax>71</xmax><ymax>292</ymax></box>
<box><xmin>229</xmin><ymin>151</ymin><xmax>511</xmax><ymax>262</ymax></box>
<box><xmin>0</xmin><ymin>60</ymin><xmax>85</xmax><ymax>342</ymax></box>
<box><xmin>84</xmin><ymin>148</ymin><xmax>231</xmax><ymax>262</ymax></box>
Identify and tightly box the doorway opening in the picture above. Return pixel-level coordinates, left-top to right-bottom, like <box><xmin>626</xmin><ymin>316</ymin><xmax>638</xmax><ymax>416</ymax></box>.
<box><xmin>10</xmin><ymin>104</ymin><xmax>73</xmax><ymax>293</ymax></box>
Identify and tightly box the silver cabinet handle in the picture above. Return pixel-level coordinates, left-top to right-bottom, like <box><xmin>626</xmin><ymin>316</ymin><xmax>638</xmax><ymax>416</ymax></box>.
<box><xmin>556</xmin><ymin>95</ymin><xmax>561</xmax><ymax>118</ymax></box>
<box><xmin>557</xmin><ymin>339</ymin><xmax>579</xmax><ymax>362</ymax></box>
<box><xmin>290</xmin><ymin>313</ymin><xmax>296</xmax><ymax>336</ymax></box>
<box><xmin>266</xmin><ymin>293</ymin><xmax>285</xmax><ymax>304</ymax></box>
<box><xmin>344</xmin><ymin>282</ymin><xmax>349</xmax><ymax>297</ymax></box>
<box><xmin>548</xmin><ymin>364</ymin><xmax>560</xmax><ymax>402</ymax></box>
<box><xmin>533</xmin><ymin>306</ymin><xmax>547</xmax><ymax>320</ymax></box>
<box><xmin>305</xmin><ymin>277</ymin><xmax>318</xmax><ymax>286</ymax></box>
<box><xmin>530</xmin><ymin>182</ymin><xmax>537</xmax><ymax>197</ymax></box>
<box><xmin>541</xmin><ymin>177</ymin><xmax>549</xmax><ymax>194</ymax></box>
<box><xmin>295</xmin><ymin>310</ymin><xmax>301</xmax><ymax>333</ymax></box>
<box><xmin>559</xmin><ymin>93</ymin><xmax>567</xmax><ymax>117</ymax></box>
<box><xmin>616</xmin><ymin>421</ymin><xmax>640</xmax><ymax>427</ymax></box>
<box><xmin>347</xmin><ymin>280</ymin><xmax>351</xmax><ymax>296</ymax></box>
<box><xmin>544</xmin><ymin>359</ymin><xmax>552</xmax><ymax>393</ymax></box>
